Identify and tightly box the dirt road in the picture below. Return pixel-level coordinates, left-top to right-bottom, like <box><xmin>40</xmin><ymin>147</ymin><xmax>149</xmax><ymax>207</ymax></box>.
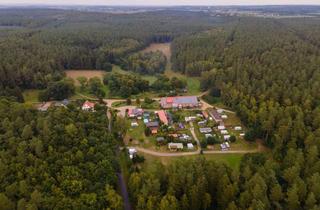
<box><xmin>189</xmin><ymin>121</ymin><xmax>201</xmax><ymax>154</ymax></box>
<box><xmin>104</xmin><ymin>97</ymin><xmax>235</xmax><ymax>113</ymax></box>
<box><xmin>132</xmin><ymin>146</ymin><xmax>259</xmax><ymax>157</ymax></box>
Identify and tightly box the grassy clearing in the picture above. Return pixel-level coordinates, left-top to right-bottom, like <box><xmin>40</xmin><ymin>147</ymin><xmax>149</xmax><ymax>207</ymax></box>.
<box><xmin>126</xmin><ymin>120</ymin><xmax>159</xmax><ymax>150</ymax></box>
<box><xmin>141</xmin><ymin>152</ymin><xmax>243</xmax><ymax>170</ymax></box>
<box><xmin>112</xmin><ymin>65</ymin><xmax>158</xmax><ymax>84</ymax></box>
<box><xmin>23</xmin><ymin>89</ymin><xmax>40</xmax><ymax>103</ymax></box>
<box><xmin>165</xmin><ymin>69</ymin><xmax>201</xmax><ymax>95</ymax></box>
<box><xmin>141</xmin><ymin>43</ymin><xmax>171</xmax><ymax>59</ymax></box>
<box><xmin>65</xmin><ymin>70</ymin><xmax>106</xmax><ymax>86</ymax></box>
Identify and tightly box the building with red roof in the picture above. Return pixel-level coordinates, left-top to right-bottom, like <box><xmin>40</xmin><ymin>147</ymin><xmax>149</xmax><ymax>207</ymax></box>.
<box><xmin>156</xmin><ymin>110</ymin><xmax>169</xmax><ymax>125</ymax></box>
<box><xmin>82</xmin><ymin>101</ymin><xmax>95</xmax><ymax>111</ymax></box>
<box><xmin>160</xmin><ymin>96</ymin><xmax>199</xmax><ymax>109</ymax></box>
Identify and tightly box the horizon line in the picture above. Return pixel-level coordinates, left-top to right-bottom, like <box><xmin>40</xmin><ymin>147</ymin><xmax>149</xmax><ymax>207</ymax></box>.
<box><xmin>1</xmin><ymin>3</ymin><xmax>320</xmax><ymax>7</ymax></box>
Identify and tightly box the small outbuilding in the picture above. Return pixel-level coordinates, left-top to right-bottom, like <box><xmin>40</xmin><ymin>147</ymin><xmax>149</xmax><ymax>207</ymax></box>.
<box><xmin>187</xmin><ymin>143</ymin><xmax>194</xmax><ymax>150</ymax></box>
<box><xmin>128</xmin><ymin>148</ymin><xmax>137</xmax><ymax>159</ymax></box>
<box><xmin>218</xmin><ymin>125</ymin><xmax>226</xmax><ymax>130</ymax></box>
<box><xmin>199</xmin><ymin>127</ymin><xmax>212</xmax><ymax>134</ymax></box>
<box><xmin>221</xmin><ymin>130</ymin><xmax>228</xmax><ymax>135</ymax></box>
<box><xmin>168</xmin><ymin>143</ymin><xmax>184</xmax><ymax>151</ymax></box>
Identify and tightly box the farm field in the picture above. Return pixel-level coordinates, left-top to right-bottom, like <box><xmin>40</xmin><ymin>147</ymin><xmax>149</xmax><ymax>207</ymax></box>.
<box><xmin>65</xmin><ymin>70</ymin><xmax>106</xmax><ymax>85</ymax></box>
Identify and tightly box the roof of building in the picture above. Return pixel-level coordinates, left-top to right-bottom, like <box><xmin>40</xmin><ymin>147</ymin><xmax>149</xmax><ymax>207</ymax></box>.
<box><xmin>202</xmin><ymin>110</ymin><xmax>209</xmax><ymax>118</ymax></box>
<box><xmin>161</xmin><ymin>96</ymin><xmax>198</xmax><ymax>106</ymax></box>
<box><xmin>83</xmin><ymin>101</ymin><xmax>95</xmax><ymax>108</ymax></box>
<box><xmin>38</xmin><ymin>102</ymin><xmax>52</xmax><ymax>111</ymax></box>
<box><xmin>208</xmin><ymin>108</ymin><xmax>222</xmax><ymax>121</ymax></box>
<box><xmin>128</xmin><ymin>108</ymin><xmax>143</xmax><ymax>116</ymax></box>
<box><xmin>146</xmin><ymin>121</ymin><xmax>159</xmax><ymax>127</ymax></box>
<box><xmin>156</xmin><ymin>137</ymin><xmax>165</xmax><ymax>141</ymax></box>
<box><xmin>157</xmin><ymin>110</ymin><xmax>169</xmax><ymax>125</ymax></box>
<box><xmin>168</xmin><ymin>143</ymin><xmax>183</xmax><ymax>149</ymax></box>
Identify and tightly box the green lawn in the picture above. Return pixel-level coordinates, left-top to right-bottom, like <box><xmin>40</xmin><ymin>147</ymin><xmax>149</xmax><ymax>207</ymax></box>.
<box><xmin>112</xmin><ymin>65</ymin><xmax>158</xmax><ymax>84</ymax></box>
<box><xmin>141</xmin><ymin>153</ymin><xmax>243</xmax><ymax>170</ymax></box>
<box><xmin>164</xmin><ymin>69</ymin><xmax>201</xmax><ymax>95</ymax></box>
<box><xmin>23</xmin><ymin>89</ymin><xmax>40</xmax><ymax>103</ymax></box>
<box><xmin>113</xmin><ymin>65</ymin><xmax>201</xmax><ymax>96</ymax></box>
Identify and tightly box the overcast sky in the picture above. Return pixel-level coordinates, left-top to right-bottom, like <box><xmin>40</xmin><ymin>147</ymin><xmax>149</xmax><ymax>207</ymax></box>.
<box><xmin>0</xmin><ymin>0</ymin><xmax>319</xmax><ymax>6</ymax></box>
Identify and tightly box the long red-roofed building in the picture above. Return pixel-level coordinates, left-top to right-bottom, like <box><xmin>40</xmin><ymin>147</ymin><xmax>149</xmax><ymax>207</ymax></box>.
<box><xmin>160</xmin><ymin>96</ymin><xmax>199</xmax><ymax>109</ymax></box>
<box><xmin>156</xmin><ymin>110</ymin><xmax>169</xmax><ymax>125</ymax></box>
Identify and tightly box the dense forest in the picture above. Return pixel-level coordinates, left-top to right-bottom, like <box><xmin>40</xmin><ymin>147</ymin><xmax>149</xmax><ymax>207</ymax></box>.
<box><xmin>1</xmin><ymin>7</ymin><xmax>320</xmax><ymax>210</ymax></box>
<box><xmin>126</xmin><ymin>51</ymin><xmax>167</xmax><ymax>75</ymax></box>
<box><xmin>0</xmin><ymin>9</ymin><xmax>225</xmax><ymax>101</ymax></box>
<box><xmin>0</xmin><ymin>99</ymin><xmax>123</xmax><ymax>209</ymax></box>
<box><xmin>169</xmin><ymin>17</ymin><xmax>320</xmax><ymax>209</ymax></box>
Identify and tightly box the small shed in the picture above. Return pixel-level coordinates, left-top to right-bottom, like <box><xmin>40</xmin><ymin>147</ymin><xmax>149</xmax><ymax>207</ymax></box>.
<box><xmin>218</xmin><ymin>125</ymin><xmax>226</xmax><ymax>130</ymax></box>
<box><xmin>221</xmin><ymin>130</ymin><xmax>228</xmax><ymax>135</ymax></box>
<box><xmin>187</xmin><ymin>143</ymin><xmax>194</xmax><ymax>150</ymax></box>
<box><xmin>156</xmin><ymin>137</ymin><xmax>165</xmax><ymax>142</ymax></box>
<box><xmin>131</xmin><ymin>121</ymin><xmax>139</xmax><ymax>127</ymax></box>
<box><xmin>168</xmin><ymin>143</ymin><xmax>184</xmax><ymax>151</ymax></box>
<box><xmin>224</xmin><ymin>135</ymin><xmax>231</xmax><ymax>141</ymax></box>
<box><xmin>128</xmin><ymin>148</ymin><xmax>137</xmax><ymax>159</ymax></box>
<box><xmin>198</xmin><ymin>120</ymin><xmax>207</xmax><ymax>127</ymax></box>
<box><xmin>199</xmin><ymin>127</ymin><xmax>212</xmax><ymax>134</ymax></box>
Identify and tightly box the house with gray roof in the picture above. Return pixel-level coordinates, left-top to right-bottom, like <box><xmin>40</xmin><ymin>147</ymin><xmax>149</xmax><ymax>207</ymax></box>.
<box><xmin>160</xmin><ymin>96</ymin><xmax>200</xmax><ymax>109</ymax></box>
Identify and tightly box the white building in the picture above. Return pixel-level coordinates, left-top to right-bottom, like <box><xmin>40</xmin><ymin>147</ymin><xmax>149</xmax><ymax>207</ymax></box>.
<box><xmin>168</xmin><ymin>143</ymin><xmax>184</xmax><ymax>151</ymax></box>
<box><xmin>224</xmin><ymin>135</ymin><xmax>231</xmax><ymax>141</ymax></box>
<box><xmin>218</xmin><ymin>125</ymin><xmax>226</xmax><ymax>130</ymax></box>
<box><xmin>221</xmin><ymin>130</ymin><xmax>228</xmax><ymax>135</ymax></box>
<box><xmin>131</xmin><ymin>121</ymin><xmax>139</xmax><ymax>127</ymax></box>
<box><xmin>187</xmin><ymin>143</ymin><xmax>194</xmax><ymax>150</ymax></box>
<box><xmin>128</xmin><ymin>148</ymin><xmax>137</xmax><ymax>159</ymax></box>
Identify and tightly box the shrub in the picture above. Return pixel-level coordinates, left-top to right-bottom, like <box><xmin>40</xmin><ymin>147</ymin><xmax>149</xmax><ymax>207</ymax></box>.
<box><xmin>229</xmin><ymin>135</ymin><xmax>236</xmax><ymax>143</ymax></box>
<box><xmin>200</xmin><ymin>139</ymin><xmax>208</xmax><ymax>148</ymax></box>
<box><xmin>207</xmin><ymin>136</ymin><xmax>221</xmax><ymax>145</ymax></box>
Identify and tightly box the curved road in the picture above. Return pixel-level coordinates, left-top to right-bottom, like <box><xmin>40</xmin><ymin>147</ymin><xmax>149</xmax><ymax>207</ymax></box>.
<box><xmin>131</xmin><ymin>122</ymin><xmax>262</xmax><ymax>157</ymax></box>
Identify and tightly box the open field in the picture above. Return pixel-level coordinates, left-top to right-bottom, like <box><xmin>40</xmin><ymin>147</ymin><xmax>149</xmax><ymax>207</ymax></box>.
<box><xmin>23</xmin><ymin>89</ymin><xmax>40</xmax><ymax>103</ymax></box>
<box><xmin>65</xmin><ymin>70</ymin><xmax>106</xmax><ymax>85</ymax></box>
<box><xmin>141</xmin><ymin>152</ymin><xmax>244</xmax><ymax>170</ymax></box>
<box><xmin>141</xmin><ymin>43</ymin><xmax>171</xmax><ymax>60</ymax></box>
<box><xmin>112</xmin><ymin>65</ymin><xmax>158</xmax><ymax>84</ymax></box>
<box><xmin>165</xmin><ymin>69</ymin><xmax>201</xmax><ymax>95</ymax></box>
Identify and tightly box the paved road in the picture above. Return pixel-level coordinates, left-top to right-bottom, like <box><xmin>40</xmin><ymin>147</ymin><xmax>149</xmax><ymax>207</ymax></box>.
<box><xmin>117</xmin><ymin>172</ymin><xmax>132</xmax><ymax>210</ymax></box>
